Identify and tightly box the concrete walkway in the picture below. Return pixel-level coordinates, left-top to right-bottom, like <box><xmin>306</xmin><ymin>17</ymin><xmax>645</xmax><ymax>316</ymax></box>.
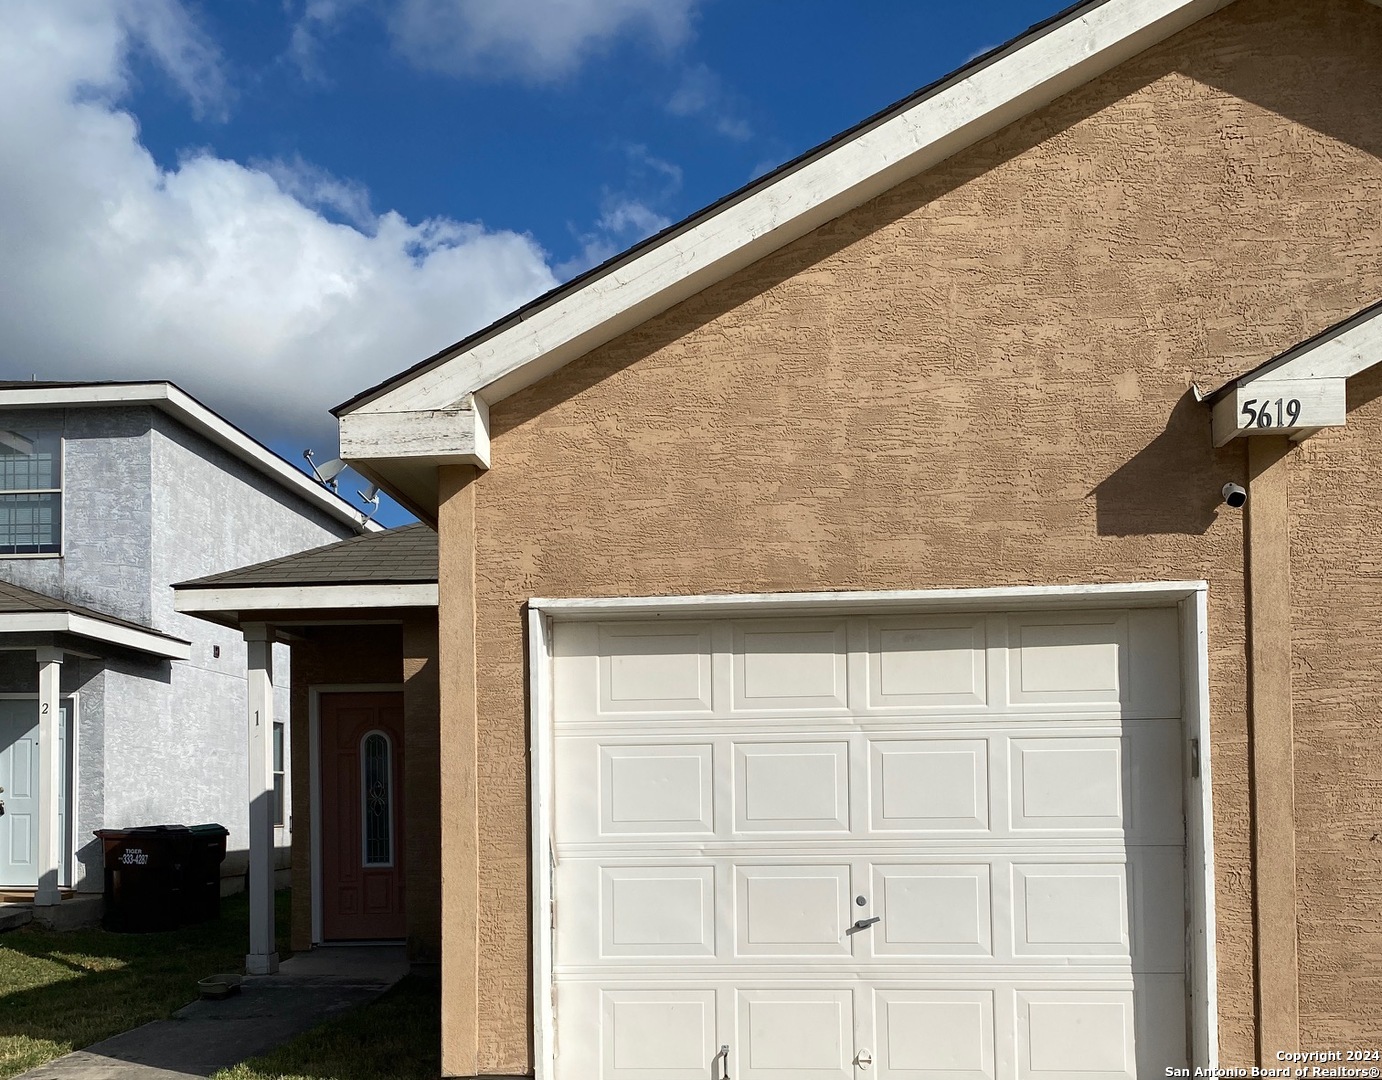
<box><xmin>12</xmin><ymin>946</ymin><xmax>409</xmax><ymax>1080</ymax></box>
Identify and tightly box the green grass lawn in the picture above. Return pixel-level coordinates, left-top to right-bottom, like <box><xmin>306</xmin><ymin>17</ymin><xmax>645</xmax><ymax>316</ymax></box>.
<box><xmin>212</xmin><ymin>975</ymin><xmax>440</xmax><ymax>1080</ymax></box>
<box><xmin>0</xmin><ymin>890</ymin><xmax>291</xmax><ymax>1080</ymax></box>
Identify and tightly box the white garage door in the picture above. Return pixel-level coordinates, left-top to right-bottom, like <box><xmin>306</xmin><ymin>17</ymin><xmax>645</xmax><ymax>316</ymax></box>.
<box><xmin>550</xmin><ymin>608</ymin><xmax>1189</xmax><ymax>1079</ymax></box>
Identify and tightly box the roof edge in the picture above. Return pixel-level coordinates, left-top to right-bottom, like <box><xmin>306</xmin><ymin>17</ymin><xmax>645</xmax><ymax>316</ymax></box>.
<box><xmin>1205</xmin><ymin>296</ymin><xmax>1382</xmax><ymax>405</ymax></box>
<box><xmin>336</xmin><ymin>0</ymin><xmax>1236</xmax><ymax>422</ymax></box>
<box><xmin>0</xmin><ymin>381</ymin><xmax>382</xmax><ymax>534</ymax></box>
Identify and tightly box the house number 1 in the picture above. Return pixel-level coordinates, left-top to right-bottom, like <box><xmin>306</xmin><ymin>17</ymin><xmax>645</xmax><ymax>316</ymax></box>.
<box><xmin>1241</xmin><ymin>397</ymin><xmax>1302</xmax><ymax>429</ymax></box>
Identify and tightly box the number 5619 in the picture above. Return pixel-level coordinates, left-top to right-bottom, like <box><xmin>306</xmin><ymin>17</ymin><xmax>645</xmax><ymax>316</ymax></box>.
<box><xmin>1241</xmin><ymin>397</ymin><xmax>1301</xmax><ymax>428</ymax></box>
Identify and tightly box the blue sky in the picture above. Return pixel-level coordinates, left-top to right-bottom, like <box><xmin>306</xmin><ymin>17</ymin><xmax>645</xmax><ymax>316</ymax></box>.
<box><xmin>0</xmin><ymin>0</ymin><xmax>1059</xmax><ymax>526</ymax></box>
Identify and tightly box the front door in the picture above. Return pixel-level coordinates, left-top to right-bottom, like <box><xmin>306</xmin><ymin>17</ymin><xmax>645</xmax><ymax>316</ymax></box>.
<box><xmin>321</xmin><ymin>692</ymin><xmax>405</xmax><ymax>940</ymax></box>
<box><xmin>0</xmin><ymin>699</ymin><xmax>70</xmax><ymax>889</ymax></box>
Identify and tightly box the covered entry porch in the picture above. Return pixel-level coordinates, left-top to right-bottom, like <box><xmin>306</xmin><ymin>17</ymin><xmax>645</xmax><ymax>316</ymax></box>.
<box><xmin>0</xmin><ymin>580</ymin><xmax>190</xmax><ymax>908</ymax></box>
<box><xmin>174</xmin><ymin>525</ymin><xmax>439</xmax><ymax>975</ymax></box>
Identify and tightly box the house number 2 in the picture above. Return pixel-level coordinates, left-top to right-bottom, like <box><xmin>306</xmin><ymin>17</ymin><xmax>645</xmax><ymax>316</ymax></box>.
<box><xmin>1241</xmin><ymin>397</ymin><xmax>1302</xmax><ymax>429</ymax></box>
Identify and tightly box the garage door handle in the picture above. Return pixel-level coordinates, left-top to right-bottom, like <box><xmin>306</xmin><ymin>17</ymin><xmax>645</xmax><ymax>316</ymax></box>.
<box><xmin>715</xmin><ymin>1043</ymin><xmax>730</xmax><ymax>1079</ymax></box>
<box><xmin>853</xmin><ymin>916</ymin><xmax>881</xmax><ymax>930</ymax></box>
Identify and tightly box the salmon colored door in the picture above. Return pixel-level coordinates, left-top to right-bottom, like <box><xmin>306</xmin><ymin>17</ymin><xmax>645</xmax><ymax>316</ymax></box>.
<box><xmin>321</xmin><ymin>692</ymin><xmax>405</xmax><ymax>941</ymax></box>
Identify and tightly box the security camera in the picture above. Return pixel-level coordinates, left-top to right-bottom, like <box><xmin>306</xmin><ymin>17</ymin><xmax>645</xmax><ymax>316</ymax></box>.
<box><xmin>1222</xmin><ymin>482</ymin><xmax>1247</xmax><ymax>508</ymax></box>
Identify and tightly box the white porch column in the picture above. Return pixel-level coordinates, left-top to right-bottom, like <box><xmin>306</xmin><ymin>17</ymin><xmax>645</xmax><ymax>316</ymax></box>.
<box><xmin>244</xmin><ymin>624</ymin><xmax>278</xmax><ymax>974</ymax></box>
<box><xmin>34</xmin><ymin>647</ymin><xmax>63</xmax><ymax>907</ymax></box>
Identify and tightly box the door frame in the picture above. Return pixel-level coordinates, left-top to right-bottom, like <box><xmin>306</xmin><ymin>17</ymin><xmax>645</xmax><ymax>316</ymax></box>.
<box><xmin>0</xmin><ymin>692</ymin><xmax>78</xmax><ymax>890</ymax></box>
<box><xmin>308</xmin><ymin>684</ymin><xmax>404</xmax><ymax>945</ymax></box>
<box><xmin>526</xmin><ymin>581</ymin><xmax>1219</xmax><ymax>1079</ymax></box>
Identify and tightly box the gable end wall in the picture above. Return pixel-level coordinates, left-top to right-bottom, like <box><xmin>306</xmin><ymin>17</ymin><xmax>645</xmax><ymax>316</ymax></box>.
<box><xmin>436</xmin><ymin>0</ymin><xmax>1382</xmax><ymax>1069</ymax></box>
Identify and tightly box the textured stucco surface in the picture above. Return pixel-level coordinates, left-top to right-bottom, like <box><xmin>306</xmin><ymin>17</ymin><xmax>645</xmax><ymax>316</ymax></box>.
<box><xmin>434</xmin><ymin>0</ymin><xmax>1382</xmax><ymax>1071</ymax></box>
<box><xmin>1287</xmin><ymin>366</ymin><xmax>1382</xmax><ymax>1043</ymax></box>
<box><xmin>0</xmin><ymin>407</ymin><xmax>154</xmax><ymax>624</ymax></box>
<box><xmin>0</xmin><ymin>404</ymin><xmax>356</xmax><ymax>889</ymax></box>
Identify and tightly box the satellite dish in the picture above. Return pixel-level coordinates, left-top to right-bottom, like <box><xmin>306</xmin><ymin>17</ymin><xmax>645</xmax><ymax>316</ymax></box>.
<box><xmin>303</xmin><ymin>449</ymin><xmax>347</xmax><ymax>491</ymax></box>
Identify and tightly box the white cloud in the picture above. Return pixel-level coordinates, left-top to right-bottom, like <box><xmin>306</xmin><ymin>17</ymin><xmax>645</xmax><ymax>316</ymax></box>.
<box><xmin>557</xmin><ymin>195</ymin><xmax>671</xmax><ymax>280</ymax></box>
<box><xmin>555</xmin><ymin>145</ymin><xmax>681</xmax><ymax>279</ymax></box>
<box><xmin>0</xmin><ymin>0</ymin><xmax>558</xmax><ymax>446</ymax></box>
<box><xmin>287</xmin><ymin>0</ymin><xmax>367</xmax><ymax>81</ymax></box>
<box><xmin>667</xmin><ymin>63</ymin><xmax>751</xmax><ymax>141</ymax></box>
<box><xmin>257</xmin><ymin>154</ymin><xmax>377</xmax><ymax>230</ymax></box>
<box><xmin>117</xmin><ymin>0</ymin><xmax>232</xmax><ymax>120</ymax></box>
<box><xmin>389</xmin><ymin>0</ymin><xmax>698</xmax><ymax>82</ymax></box>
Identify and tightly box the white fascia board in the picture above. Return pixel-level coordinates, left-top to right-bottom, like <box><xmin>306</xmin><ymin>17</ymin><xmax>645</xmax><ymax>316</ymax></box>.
<box><xmin>530</xmin><ymin>580</ymin><xmax>1207</xmax><ymax>620</ymax></box>
<box><xmin>338</xmin><ymin>394</ymin><xmax>489</xmax><ymax>468</ymax></box>
<box><xmin>354</xmin><ymin>0</ymin><xmax>1234</xmax><ymax>429</ymax></box>
<box><xmin>0</xmin><ymin>383</ymin><xmax>380</xmax><ymax>533</ymax></box>
<box><xmin>174</xmin><ymin>582</ymin><xmax>439</xmax><ymax>614</ymax></box>
<box><xmin>0</xmin><ymin>611</ymin><xmax>192</xmax><ymax>660</ymax></box>
<box><xmin>1210</xmin><ymin>303</ymin><xmax>1382</xmax><ymax>445</ymax></box>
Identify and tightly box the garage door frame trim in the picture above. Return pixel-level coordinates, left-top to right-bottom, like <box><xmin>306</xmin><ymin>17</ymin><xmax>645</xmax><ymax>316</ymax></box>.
<box><xmin>527</xmin><ymin>580</ymin><xmax>1218</xmax><ymax>1077</ymax></box>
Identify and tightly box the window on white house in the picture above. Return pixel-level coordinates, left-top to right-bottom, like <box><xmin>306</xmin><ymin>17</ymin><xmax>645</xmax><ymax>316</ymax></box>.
<box><xmin>272</xmin><ymin>721</ymin><xmax>286</xmax><ymax>827</ymax></box>
<box><xmin>0</xmin><ymin>429</ymin><xmax>61</xmax><ymax>555</ymax></box>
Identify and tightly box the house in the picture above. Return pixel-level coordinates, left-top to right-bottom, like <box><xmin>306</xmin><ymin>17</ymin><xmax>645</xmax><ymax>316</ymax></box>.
<box><xmin>173</xmin><ymin>524</ymin><xmax>439</xmax><ymax>972</ymax></box>
<box><xmin>0</xmin><ymin>380</ymin><xmax>377</xmax><ymax>916</ymax></box>
<box><xmin>183</xmin><ymin>0</ymin><xmax>1382</xmax><ymax>1073</ymax></box>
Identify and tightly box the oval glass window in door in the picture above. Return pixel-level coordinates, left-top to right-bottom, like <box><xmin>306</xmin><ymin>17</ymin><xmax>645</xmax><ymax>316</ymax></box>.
<box><xmin>361</xmin><ymin>731</ymin><xmax>393</xmax><ymax>866</ymax></box>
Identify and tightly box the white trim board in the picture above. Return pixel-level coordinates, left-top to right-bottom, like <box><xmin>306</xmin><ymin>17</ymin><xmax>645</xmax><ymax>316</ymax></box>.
<box><xmin>0</xmin><ymin>612</ymin><xmax>190</xmax><ymax>660</ymax></box>
<box><xmin>1209</xmin><ymin>299</ymin><xmax>1382</xmax><ymax>445</ymax></box>
<box><xmin>526</xmin><ymin>581</ymin><xmax>1219</xmax><ymax>1079</ymax></box>
<box><xmin>529</xmin><ymin>580</ymin><xmax>1207</xmax><ymax>618</ymax></box>
<box><xmin>175</xmin><ymin>583</ymin><xmax>438</xmax><ymax>617</ymax></box>
<box><xmin>339</xmin><ymin>0</ymin><xmax>1237</xmax><ymax>514</ymax></box>
<box><xmin>0</xmin><ymin>382</ymin><xmax>380</xmax><ymax>534</ymax></box>
<box><xmin>307</xmin><ymin>684</ymin><xmax>404</xmax><ymax>946</ymax></box>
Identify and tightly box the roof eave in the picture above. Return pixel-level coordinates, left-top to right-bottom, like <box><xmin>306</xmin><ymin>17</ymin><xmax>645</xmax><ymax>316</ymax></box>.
<box><xmin>0</xmin><ymin>611</ymin><xmax>191</xmax><ymax>660</ymax></box>
<box><xmin>0</xmin><ymin>381</ymin><xmax>382</xmax><ymax>534</ymax></box>
<box><xmin>1208</xmin><ymin>299</ymin><xmax>1382</xmax><ymax>446</ymax></box>
<box><xmin>334</xmin><ymin>0</ymin><xmax>1239</xmax><ymax>518</ymax></box>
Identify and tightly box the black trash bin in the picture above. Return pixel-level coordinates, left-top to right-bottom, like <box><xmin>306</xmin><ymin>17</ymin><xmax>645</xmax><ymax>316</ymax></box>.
<box><xmin>185</xmin><ymin>824</ymin><xmax>229</xmax><ymax>924</ymax></box>
<box><xmin>94</xmin><ymin>825</ymin><xmax>193</xmax><ymax>932</ymax></box>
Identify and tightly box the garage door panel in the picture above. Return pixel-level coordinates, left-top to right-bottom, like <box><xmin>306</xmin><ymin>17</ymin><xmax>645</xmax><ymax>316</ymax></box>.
<box><xmin>870</xmin><ymin>738</ymin><xmax>990</xmax><ymax>832</ymax></box>
<box><xmin>735</xmin><ymin>864</ymin><xmax>853</xmax><ymax>958</ymax></box>
<box><xmin>736</xmin><ymin>989</ymin><xmax>854</xmax><ymax>1079</ymax></box>
<box><xmin>1128</xmin><ymin>848</ymin><xmax>1186</xmax><ymax>974</ymax></box>
<box><xmin>1126</xmin><ymin>608</ymin><xmax>1182</xmax><ymax>719</ymax></box>
<box><xmin>1132</xmin><ymin>974</ymin><xmax>1191</xmax><ymax>1071</ymax></box>
<box><xmin>734</xmin><ymin>741</ymin><xmax>850</xmax><ymax>833</ymax></box>
<box><xmin>1125</xmin><ymin>721</ymin><xmax>1185</xmax><ymax>843</ymax></box>
<box><xmin>1012</xmin><ymin>863</ymin><xmax>1129</xmax><ymax>959</ymax></box>
<box><xmin>870</xmin><ymin>863</ymin><xmax>993</xmax><ymax>958</ymax></box>
<box><xmin>1009</xmin><ymin>737</ymin><xmax>1123</xmax><ymax>833</ymax></box>
<box><xmin>874</xmin><ymin>989</ymin><xmax>996</xmax><ymax>1080</ymax></box>
<box><xmin>1006</xmin><ymin>613</ymin><xmax>1128</xmax><ymax>708</ymax></box>
<box><xmin>601</xmin><ymin>742</ymin><xmax>716</xmax><ymax>836</ymax></box>
<box><xmin>1014</xmin><ymin>990</ymin><xmax>1136</xmax><ymax>1080</ymax></box>
<box><xmin>602</xmin><ymin>989</ymin><xmax>718</xmax><ymax>1080</ymax></box>
<box><xmin>600</xmin><ymin>622</ymin><xmax>714</xmax><ymax>714</ymax></box>
<box><xmin>868</xmin><ymin>616</ymin><xmax>988</xmax><ymax>710</ymax></box>
<box><xmin>733</xmin><ymin>619</ymin><xmax>849</xmax><ymax>712</ymax></box>
<box><xmin>602</xmin><ymin>866</ymin><xmax>717</xmax><ymax>959</ymax></box>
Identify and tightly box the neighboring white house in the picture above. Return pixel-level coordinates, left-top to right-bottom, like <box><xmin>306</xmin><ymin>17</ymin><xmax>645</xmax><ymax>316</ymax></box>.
<box><xmin>0</xmin><ymin>380</ymin><xmax>379</xmax><ymax>908</ymax></box>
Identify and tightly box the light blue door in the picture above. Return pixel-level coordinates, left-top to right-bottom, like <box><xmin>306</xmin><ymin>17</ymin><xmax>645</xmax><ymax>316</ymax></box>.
<box><xmin>0</xmin><ymin>700</ymin><xmax>71</xmax><ymax>889</ymax></box>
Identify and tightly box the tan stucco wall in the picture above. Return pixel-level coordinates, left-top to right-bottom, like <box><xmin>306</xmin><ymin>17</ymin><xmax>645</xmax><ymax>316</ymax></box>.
<box><xmin>438</xmin><ymin>0</ymin><xmax>1382</xmax><ymax>1071</ymax></box>
<box><xmin>403</xmin><ymin>609</ymin><xmax>443</xmax><ymax>968</ymax></box>
<box><xmin>1288</xmin><ymin>365</ymin><xmax>1382</xmax><ymax>1040</ymax></box>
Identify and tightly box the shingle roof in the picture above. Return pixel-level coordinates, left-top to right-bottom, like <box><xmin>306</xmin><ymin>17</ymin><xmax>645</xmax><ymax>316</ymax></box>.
<box><xmin>176</xmin><ymin>523</ymin><xmax>437</xmax><ymax>589</ymax></box>
<box><xmin>0</xmin><ymin>579</ymin><xmax>174</xmax><ymax>637</ymax></box>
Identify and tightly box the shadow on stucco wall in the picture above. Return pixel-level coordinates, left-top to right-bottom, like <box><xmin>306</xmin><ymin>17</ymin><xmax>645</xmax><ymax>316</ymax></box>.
<box><xmin>1091</xmin><ymin>390</ymin><xmax>1242</xmax><ymax>536</ymax></box>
